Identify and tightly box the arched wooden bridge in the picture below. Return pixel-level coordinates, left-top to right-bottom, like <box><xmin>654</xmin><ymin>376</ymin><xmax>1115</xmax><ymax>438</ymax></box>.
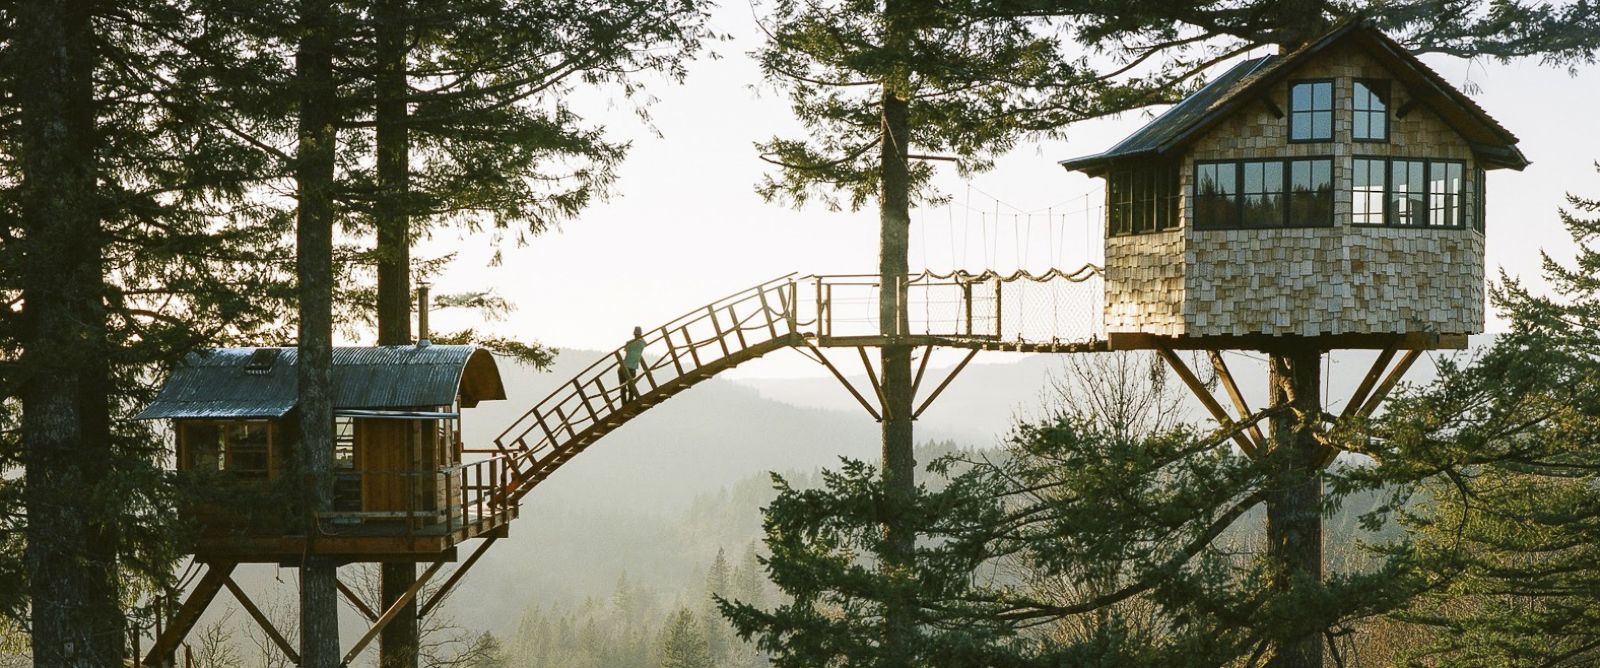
<box><xmin>479</xmin><ymin>267</ymin><xmax>1107</xmax><ymax>501</ymax></box>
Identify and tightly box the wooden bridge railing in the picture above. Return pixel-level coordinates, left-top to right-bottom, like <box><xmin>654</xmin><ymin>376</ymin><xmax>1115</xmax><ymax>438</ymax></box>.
<box><xmin>485</xmin><ymin>266</ymin><xmax>1105</xmax><ymax>501</ymax></box>
<box><xmin>487</xmin><ymin>274</ymin><xmax>805</xmax><ymax>498</ymax></box>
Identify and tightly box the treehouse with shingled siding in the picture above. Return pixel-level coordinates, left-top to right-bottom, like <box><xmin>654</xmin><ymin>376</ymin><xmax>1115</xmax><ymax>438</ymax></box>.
<box><xmin>136</xmin><ymin>344</ymin><xmax>513</xmax><ymax>562</ymax></box>
<box><xmin>1060</xmin><ymin>21</ymin><xmax>1525</xmax><ymax>347</ymax></box>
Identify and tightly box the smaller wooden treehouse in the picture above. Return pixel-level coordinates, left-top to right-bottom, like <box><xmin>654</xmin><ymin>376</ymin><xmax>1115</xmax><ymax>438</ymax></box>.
<box><xmin>137</xmin><ymin>344</ymin><xmax>511</xmax><ymax>562</ymax></box>
<box><xmin>1060</xmin><ymin>21</ymin><xmax>1525</xmax><ymax>350</ymax></box>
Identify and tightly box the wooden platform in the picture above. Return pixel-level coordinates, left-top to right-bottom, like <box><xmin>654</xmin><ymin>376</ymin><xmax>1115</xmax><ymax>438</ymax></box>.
<box><xmin>190</xmin><ymin>506</ymin><xmax>516</xmax><ymax>563</ymax></box>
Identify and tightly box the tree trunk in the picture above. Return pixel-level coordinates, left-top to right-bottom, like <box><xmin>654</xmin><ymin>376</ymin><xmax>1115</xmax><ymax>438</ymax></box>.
<box><xmin>296</xmin><ymin>0</ymin><xmax>341</xmax><ymax>665</ymax></box>
<box><xmin>373</xmin><ymin>1</ymin><xmax>422</xmax><ymax>664</ymax></box>
<box><xmin>877</xmin><ymin>1</ymin><xmax>915</xmax><ymax>661</ymax></box>
<box><xmin>1265</xmin><ymin>348</ymin><xmax>1324</xmax><ymax>668</ymax></box>
<box><xmin>15</xmin><ymin>1</ymin><xmax>125</xmax><ymax>665</ymax></box>
<box><xmin>374</xmin><ymin>0</ymin><xmax>412</xmax><ymax>349</ymax></box>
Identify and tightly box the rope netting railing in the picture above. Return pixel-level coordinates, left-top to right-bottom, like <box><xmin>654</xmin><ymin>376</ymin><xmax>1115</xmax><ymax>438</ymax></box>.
<box><xmin>796</xmin><ymin>265</ymin><xmax>1106</xmax><ymax>346</ymax></box>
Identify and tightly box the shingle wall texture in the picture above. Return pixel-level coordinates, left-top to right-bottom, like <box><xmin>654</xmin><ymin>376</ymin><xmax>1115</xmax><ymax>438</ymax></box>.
<box><xmin>1104</xmin><ymin>43</ymin><xmax>1488</xmax><ymax>337</ymax></box>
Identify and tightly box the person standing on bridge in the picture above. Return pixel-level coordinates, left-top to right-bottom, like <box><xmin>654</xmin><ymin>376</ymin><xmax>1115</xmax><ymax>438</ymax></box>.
<box><xmin>620</xmin><ymin>326</ymin><xmax>646</xmax><ymax>402</ymax></box>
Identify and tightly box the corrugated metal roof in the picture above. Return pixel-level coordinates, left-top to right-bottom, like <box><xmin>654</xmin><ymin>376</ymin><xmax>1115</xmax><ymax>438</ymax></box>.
<box><xmin>1060</xmin><ymin>21</ymin><xmax>1527</xmax><ymax>175</ymax></box>
<box><xmin>136</xmin><ymin>345</ymin><xmax>507</xmax><ymax>420</ymax></box>
<box><xmin>1059</xmin><ymin>56</ymin><xmax>1275</xmax><ymax>172</ymax></box>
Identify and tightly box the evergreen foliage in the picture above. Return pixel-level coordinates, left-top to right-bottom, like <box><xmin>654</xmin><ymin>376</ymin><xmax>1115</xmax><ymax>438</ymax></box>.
<box><xmin>1375</xmin><ymin>168</ymin><xmax>1600</xmax><ymax>666</ymax></box>
<box><xmin>660</xmin><ymin>608</ymin><xmax>717</xmax><ymax>668</ymax></box>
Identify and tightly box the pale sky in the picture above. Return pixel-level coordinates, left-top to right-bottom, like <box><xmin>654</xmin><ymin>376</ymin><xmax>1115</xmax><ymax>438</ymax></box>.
<box><xmin>419</xmin><ymin>4</ymin><xmax>1600</xmax><ymax>379</ymax></box>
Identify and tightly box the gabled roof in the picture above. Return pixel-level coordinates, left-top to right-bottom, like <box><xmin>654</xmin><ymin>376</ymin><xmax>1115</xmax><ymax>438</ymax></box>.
<box><xmin>136</xmin><ymin>345</ymin><xmax>507</xmax><ymax>420</ymax></box>
<box><xmin>1060</xmin><ymin>20</ymin><xmax>1528</xmax><ymax>175</ymax></box>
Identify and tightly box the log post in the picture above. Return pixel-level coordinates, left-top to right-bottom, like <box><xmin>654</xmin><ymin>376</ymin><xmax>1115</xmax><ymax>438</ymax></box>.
<box><xmin>1265</xmin><ymin>346</ymin><xmax>1324</xmax><ymax>668</ymax></box>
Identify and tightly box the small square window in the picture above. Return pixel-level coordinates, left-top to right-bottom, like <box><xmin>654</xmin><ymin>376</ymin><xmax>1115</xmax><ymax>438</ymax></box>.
<box><xmin>1353</xmin><ymin>80</ymin><xmax>1389</xmax><ymax>142</ymax></box>
<box><xmin>1289</xmin><ymin>81</ymin><xmax>1334</xmax><ymax>142</ymax></box>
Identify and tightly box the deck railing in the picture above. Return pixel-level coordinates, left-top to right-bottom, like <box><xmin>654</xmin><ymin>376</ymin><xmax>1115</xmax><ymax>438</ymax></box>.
<box><xmin>316</xmin><ymin>455</ymin><xmax>515</xmax><ymax>536</ymax></box>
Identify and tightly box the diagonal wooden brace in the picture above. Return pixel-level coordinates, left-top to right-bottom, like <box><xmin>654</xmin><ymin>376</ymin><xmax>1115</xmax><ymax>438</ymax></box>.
<box><xmin>801</xmin><ymin>341</ymin><xmax>882</xmax><ymax>421</ymax></box>
<box><xmin>1157</xmin><ymin>345</ymin><xmax>1260</xmax><ymax>459</ymax></box>
<box><xmin>336</xmin><ymin>578</ymin><xmax>378</xmax><ymax>623</ymax></box>
<box><xmin>1315</xmin><ymin>348</ymin><xmax>1423</xmax><ymax>468</ymax></box>
<box><xmin>1208</xmin><ymin>351</ymin><xmax>1267</xmax><ymax>449</ymax></box>
<box><xmin>143</xmin><ymin>561</ymin><xmax>236</xmax><ymax>667</ymax></box>
<box><xmin>223</xmin><ymin>576</ymin><xmax>300</xmax><ymax>664</ymax></box>
<box><xmin>418</xmin><ymin>536</ymin><xmax>500</xmax><ymax>618</ymax></box>
<box><xmin>912</xmin><ymin>348</ymin><xmax>979</xmax><ymax>419</ymax></box>
<box><xmin>342</xmin><ymin>559</ymin><xmax>448</xmax><ymax>666</ymax></box>
<box><xmin>857</xmin><ymin>347</ymin><xmax>890</xmax><ymax>420</ymax></box>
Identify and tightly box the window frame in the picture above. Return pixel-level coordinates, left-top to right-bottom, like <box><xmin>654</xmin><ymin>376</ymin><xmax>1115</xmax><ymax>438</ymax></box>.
<box><xmin>1106</xmin><ymin>163</ymin><xmax>1181</xmax><ymax>237</ymax></box>
<box><xmin>178</xmin><ymin>419</ymin><xmax>276</xmax><ymax>481</ymax></box>
<box><xmin>1351</xmin><ymin>78</ymin><xmax>1391</xmax><ymax>143</ymax></box>
<box><xmin>1473</xmin><ymin>166</ymin><xmax>1487</xmax><ymax>233</ymax></box>
<box><xmin>1350</xmin><ymin>156</ymin><xmax>1472</xmax><ymax>230</ymax></box>
<box><xmin>1287</xmin><ymin>79</ymin><xmax>1336</xmax><ymax>143</ymax></box>
<box><xmin>1191</xmin><ymin>157</ymin><xmax>1335</xmax><ymax>230</ymax></box>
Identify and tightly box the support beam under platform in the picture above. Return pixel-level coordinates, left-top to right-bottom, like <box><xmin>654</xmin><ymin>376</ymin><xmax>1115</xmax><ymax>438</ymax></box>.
<box><xmin>144</xmin><ymin>562</ymin><xmax>236</xmax><ymax>667</ymax></box>
<box><xmin>343</xmin><ymin>560</ymin><xmax>448</xmax><ymax>666</ymax></box>
<box><xmin>1110</xmin><ymin>331</ymin><xmax>1466</xmax><ymax>352</ymax></box>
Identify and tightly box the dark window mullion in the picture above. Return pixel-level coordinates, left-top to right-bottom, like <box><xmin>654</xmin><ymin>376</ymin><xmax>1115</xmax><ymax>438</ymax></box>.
<box><xmin>1384</xmin><ymin>158</ymin><xmax>1393</xmax><ymax>226</ymax></box>
<box><xmin>1281</xmin><ymin>159</ymin><xmax>1291</xmax><ymax>227</ymax></box>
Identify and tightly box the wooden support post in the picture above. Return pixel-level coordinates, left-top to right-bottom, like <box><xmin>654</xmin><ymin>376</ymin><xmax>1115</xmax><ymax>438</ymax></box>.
<box><xmin>223</xmin><ymin>577</ymin><xmax>301</xmax><ymax>664</ymax></box>
<box><xmin>912</xmin><ymin>348</ymin><xmax>978</xmax><ymax>419</ymax></box>
<box><xmin>1265</xmin><ymin>347</ymin><xmax>1324</xmax><ymax>668</ymax></box>
<box><xmin>418</xmin><ymin>536</ymin><xmax>500</xmax><ymax>618</ymax></box>
<box><xmin>858</xmin><ymin>347</ymin><xmax>888</xmax><ymax>419</ymax></box>
<box><xmin>993</xmin><ymin>279</ymin><xmax>1003</xmax><ymax>336</ymax></box>
<box><xmin>639</xmin><ymin>352</ymin><xmax>660</xmax><ymax>393</ymax></box>
<box><xmin>534</xmin><ymin>414</ymin><xmax>559</xmax><ymax>452</ymax></box>
<box><xmin>962</xmin><ymin>282</ymin><xmax>973</xmax><ymax>335</ymax></box>
<box><xmin>783</xmin><ymin>280</ymin><xmax>798</xmax><ymax>333</ymax></box>
<box><xmin>728</xmin><ymin>304</ymin><xmax>748</xmax><ymax>349</ymax></box>
<box><xmin>758</xmin><ymin>288</ymin><xmax>780</xmax><ymax>339</ymax></box>
<box><xmin>553</xmin><ymin>406</ymin><xmax>577</xmax><ymax>441</ymax></box>
<box><xmin>802</xmin><ymin>341</ymin><xmax>882</xmax><ymax>421</ymax></box>
<box><xmin>343</xmin><ymin>560</ymin><xmax>447</xmax><ymax>666</ymax></box>
<box><xmin>1156</xmin><ymin>345</ymin><xmax>1259</xmax><ymax>459</ymax></box>
<box><xmin>336</xmin><ymin>578</ymin><xmax>378</xmax><ymax>622</ymax></box>
<box><xmin>573</xmin><ymin>379</ymin><xmax>600</xmax><ymax>426</ymax></box>
<box><xmin>681</xmin><ymin>325</ymin><xmax>702</xmax><ymax>367</ymax></box>
<box><xmin>709</xmin><ymin>306</ymin><xmax>732</xmax><ymax>357</ymax></box>
<box><xmin>143</xmin><ymin>562</ymin><xmax>236</xmax><ymax>668</ymax></box>
<box><xmin>662</xmin><ymin>326</ymin><xmax>685</xmax><ymax>376</ymax></box>
<box><xmin>1208</xmin><ymin>350</ymin><xmax>1265</xmax><ymax>451</ymax></box>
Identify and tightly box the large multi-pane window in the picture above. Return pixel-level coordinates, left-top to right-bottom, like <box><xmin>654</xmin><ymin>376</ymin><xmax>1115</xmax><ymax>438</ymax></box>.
<box><xmin>1289</xmin><ymin>80</ymin><xmax>1334</xmax><ymax>141</ymax></box>
<box><xmin>181</xmin><ymin>420</ymin><xmax>272</xmax><ymax>480</ymax></box>
<box><xmin>1194</xmin><ymin>158</ymin><xmax>1334</xmax><ymax>229</ymax></box>
<box><xmin>1353</xmin><ymin>79</ymin><xmax>1389</xmax><ymax>142</ymax></box>
<box><xmin>1107</xmin><ymin>164</ymin><xmax>1180</xmax><ymax>236</ymax></box>
<box><xmin>1352</xmin><ymin>157</ymin><xmax>1472</xmax><ymax>228</ymax></box>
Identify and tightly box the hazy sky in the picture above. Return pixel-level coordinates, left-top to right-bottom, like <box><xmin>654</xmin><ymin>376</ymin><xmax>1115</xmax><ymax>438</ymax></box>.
<box><xmin>419</xmin><ymin>4</ymin><xmax>1600</xmax><ymax>379</ymax></box>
